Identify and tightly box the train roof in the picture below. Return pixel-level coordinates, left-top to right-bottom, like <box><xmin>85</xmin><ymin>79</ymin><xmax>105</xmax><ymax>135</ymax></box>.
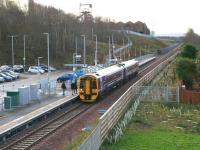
<box><xmin>95</xmin><ymin>64</ymin><xmax>123</xmax><ymax>77</ymax></box>
<box><xmin>80</xmin><ymin>59</ymin><xmax>138</xmax><ymax>79</ymax></box>
<box><xmin>121</xmin><ymin>59</ymin><xmax>138</xmax><ymax>67</ymax></box>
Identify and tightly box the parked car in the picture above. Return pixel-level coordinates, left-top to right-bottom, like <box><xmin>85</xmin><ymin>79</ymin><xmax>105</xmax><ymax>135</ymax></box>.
<box><xmin>2</xmin><ymin>72</ymin><xmax>16</xmax><ymax>80</ymax></box>
<box><xmin>39</xmin><ymin>64</ymin><xmax>48</xmax><ymax>72</ymax></box>
<box><xmin>0</xmin><ymin>73</ymin><xmax>12</xmax><ymax>82</ymax></box>
<box><xmin>28</xmin><ymin>66</ymin><xmax>45</xmax><ymax>74</ymax></box>
<box><xmin>57</xmin><ymin>73</ymin><xmax>77</xmax><ymax>82</ymax></box>
<box><xmin>0</xmin><ymin>65</ymin><xmax>12</xmax><ymax>71</ymax></box>
<box><xmin>40</xmin><ymin>64</ymin><xmax>56</xmax><ymax>72</ymax></box>
<box><xmin>13</xmin><ymin>65</ymin><xmax>24</xmax><ymax>73</ymax></box>
<box><xmin>3</xmin><ymin>70</ymin><xmax>20</xmax><ymax>79</ymax></box>
<box><xmin>0</xmin><ymin>77</ymin><xmax>5</xmax><ymax>83</ymax></box>
<box><xmin>49</xmin><ymin>66</ymin><xmax>56</xmax><ymax>71</ymax></box>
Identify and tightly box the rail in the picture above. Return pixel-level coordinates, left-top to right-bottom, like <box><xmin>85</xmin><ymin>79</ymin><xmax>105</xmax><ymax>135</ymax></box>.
<box><xmin>78</xmin><ymin>44</ymin><xmax>181</xmax><ymax>150</ymax></box>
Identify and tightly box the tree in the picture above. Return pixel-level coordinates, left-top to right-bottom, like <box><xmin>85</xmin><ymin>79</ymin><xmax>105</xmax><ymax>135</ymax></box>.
<box><xmin>181</xmin><ymin>44</ymin><xmax>198</xmax><ymax>59</ymax></box>
<box><xmin>184</xmin><ymin>28</ymin><xmax>200</xmax><ymax>45</ymax></box>
<box><xmin>176</xmin><ymin>57</ymin><xmax>198</xmax><ymax>89</ymax></box>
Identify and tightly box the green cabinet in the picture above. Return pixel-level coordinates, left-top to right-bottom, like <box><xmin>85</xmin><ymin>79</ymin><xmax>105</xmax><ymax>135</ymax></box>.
<box><xmin>6</xmin><ymin>91</ymin><xmax>20</xmax><ymax>107</ymax></box>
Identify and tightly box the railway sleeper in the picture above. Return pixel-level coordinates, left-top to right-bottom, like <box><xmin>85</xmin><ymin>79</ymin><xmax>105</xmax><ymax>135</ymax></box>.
<box><xmin>44</xmin><ymin>127</ymin><xmax>55</xmax><ymax>131</ymax></box>
<box><xmin>27</xmin><ymin>135</ymin><xmax>42</xmax><ymax>140</ymax></box>
<box><xmin>11</xmin><ymin>145</ymin><xmax>29</xmax><ymax>149</ymax></box>
<box><xmin>39</xmin><ymin>130</ymin><xmax>51</xmax><ymax>135</ymax></box>
<box><xmin>10</xmin><ymin>147</ymin><xmax>25</xmax><ymax>150</ymax></box>
<box><xmin>17</xmin><ymin>143</ymin><xmax>31</xmax><ymax>147</ymax></box>
<box><xmin>20</xmin><ymin>141</ymin><xmax>33</xmax><ymax>145</ymax></box>
<box><xmin>48</xmin><ymin>125</ymin><xmax>60</xmax><ymax>128</ymax></box>
<box><xmin>23</xmin><ymin>138</ymin><xmax>37</xmax><ymax>142</ymax></box>
<box><xmin>52</xmin><ymin>122</ymin><xmax>64</xmax><ymax>125</ymax></box>
<box><xmin>35</xmin><ymin>130</ymin><xmax>49</xmax><ymax>134</ymax></box>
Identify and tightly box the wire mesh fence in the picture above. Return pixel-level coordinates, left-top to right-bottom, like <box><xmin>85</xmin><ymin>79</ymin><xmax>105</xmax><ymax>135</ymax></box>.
<box><xmin>135</xmin><ymin>86</ymin><xmax>179</xmax><ymax>103</ymax></box>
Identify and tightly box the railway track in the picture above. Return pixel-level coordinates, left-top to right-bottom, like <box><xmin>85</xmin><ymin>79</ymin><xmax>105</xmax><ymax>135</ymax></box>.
<box><xmin>2</xmin><ymin>101</ymin><xmax>91</xmax><ymax>150</ymax></box>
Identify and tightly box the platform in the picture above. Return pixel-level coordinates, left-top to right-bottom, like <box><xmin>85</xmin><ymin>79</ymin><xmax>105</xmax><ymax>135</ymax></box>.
<box><xmin>0</xmin><ymin>92</ymin><xmax>78</xmax><ymax>138</ymax></box>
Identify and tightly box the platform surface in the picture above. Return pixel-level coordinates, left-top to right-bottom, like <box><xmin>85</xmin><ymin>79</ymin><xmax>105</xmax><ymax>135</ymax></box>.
<box><xmin>0</xmin><ymin>92</ymin><xmax>77</xmax><ymax>135</ymax></box>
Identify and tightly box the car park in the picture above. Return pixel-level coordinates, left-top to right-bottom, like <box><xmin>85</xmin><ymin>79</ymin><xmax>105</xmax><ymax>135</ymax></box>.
<box><xmin>28</xmin><ymin>66</ymin><xmax>45</xmax><ymax>74</ymax></box>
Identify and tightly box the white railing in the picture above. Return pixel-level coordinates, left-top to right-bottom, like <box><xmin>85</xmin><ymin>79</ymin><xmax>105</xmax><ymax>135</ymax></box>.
<box><xmin>78</xmin><ymin>45</ymin><xmax>181</xmax><ymax>150</ymax></box>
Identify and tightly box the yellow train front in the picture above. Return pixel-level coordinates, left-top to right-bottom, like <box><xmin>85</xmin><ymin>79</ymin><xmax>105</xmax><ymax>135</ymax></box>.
<box><xmin>78</xmin><ymin>74</ymin><xmax>99</xmax><ymax>102</ymax></box>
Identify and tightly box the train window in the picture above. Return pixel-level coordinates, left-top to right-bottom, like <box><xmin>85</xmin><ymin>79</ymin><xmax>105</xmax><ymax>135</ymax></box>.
<box><xmin>91</xmin><ymin>80</ymin><xmax>97</xmax><ymax>89</ymax></box>
<box><xmin>80</xmin><ymin>80</ymin><xmax>85</xmax><ymax>88</ymax></box>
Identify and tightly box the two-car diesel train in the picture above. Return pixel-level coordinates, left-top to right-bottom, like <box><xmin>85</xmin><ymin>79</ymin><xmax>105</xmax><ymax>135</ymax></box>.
<box><xmin>78</xmin><ymin>59</ymin><xmax>139</xmax><ymax>102</ymax></box>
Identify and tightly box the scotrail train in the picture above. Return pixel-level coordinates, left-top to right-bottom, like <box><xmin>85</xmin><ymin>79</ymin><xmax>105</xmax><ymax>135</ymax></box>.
<box><xmin>78</xmin><ymin>59</ymin><xmax>139</xmax><ymax>102</ymax></box>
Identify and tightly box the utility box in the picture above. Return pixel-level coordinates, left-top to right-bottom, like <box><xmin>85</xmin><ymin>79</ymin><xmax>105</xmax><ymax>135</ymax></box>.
<box><xmin>7</xmin><ymin>91</ymin><xmax>20</xmax><ymax>107</ymax></box>
<box><xmin>30</xmin><ymin>84</ymin><xmax>38</xmax><ymax>100</ymax></box>
<box><xmin>18</xmin><ymin>86</ymin><xmax>30</xmax><ymax>105</ymax></box>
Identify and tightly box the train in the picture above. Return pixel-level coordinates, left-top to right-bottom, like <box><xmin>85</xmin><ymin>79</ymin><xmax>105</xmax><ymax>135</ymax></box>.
<box><xmin>78</xmin><ymin>59</ymin><xmax>139</xmax><ymax>102</ymax></box>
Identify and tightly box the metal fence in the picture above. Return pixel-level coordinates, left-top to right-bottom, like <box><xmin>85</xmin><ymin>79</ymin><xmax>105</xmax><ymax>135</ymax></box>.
<box><xmin>137</xmin><ymin>86</ymin><xmax>179</xmax><ymax>103</ymax></box>
<box><xmin>78</xmin><ymin>124</ymin><xmax>101</xmax><ymax>150</ymax></box>
<box><xmin>78</xmin><ymin>45</ymin><xmax>181</xmax><ymax>150</ymax></box>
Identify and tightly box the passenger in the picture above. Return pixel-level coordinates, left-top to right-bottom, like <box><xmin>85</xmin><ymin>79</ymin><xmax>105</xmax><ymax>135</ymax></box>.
<box><xmin>74</xmin><ymin>79</ymin><xmax>77</xmax><ymax>94</ymax></box>
<box><xmin>71</xmin><ymin>80</ymin><xmax>75</xmax><ymax>95</ymax></box>
<box><xmin>61</xmin><ymin>81</ymin><xmax>66</xmax><ymax>96</ymax></box>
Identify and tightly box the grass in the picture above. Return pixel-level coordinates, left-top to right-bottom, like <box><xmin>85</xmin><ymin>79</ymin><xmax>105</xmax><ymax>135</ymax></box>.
<box><xmin>101</xmin><ymin>102</ymin><xmax>200</xmax><ymax>150</ymax></box>
<box><xmin>65</xmin><ymin>131</ymin><xmax>91</xmax><ymax>150</ymax></box>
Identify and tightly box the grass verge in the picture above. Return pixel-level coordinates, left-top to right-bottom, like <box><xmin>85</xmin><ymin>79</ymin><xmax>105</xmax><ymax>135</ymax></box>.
<box><xmin>101</xmin><ymin>102</ymin><xmax>200</xmax><ymax>150</ymax></box>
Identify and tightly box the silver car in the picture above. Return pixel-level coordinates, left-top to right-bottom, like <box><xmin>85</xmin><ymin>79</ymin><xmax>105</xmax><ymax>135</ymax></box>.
<box><xmin>0</xmin><ymin>76</ymin><xmax>5</xmax><ymax>83</ymax></box>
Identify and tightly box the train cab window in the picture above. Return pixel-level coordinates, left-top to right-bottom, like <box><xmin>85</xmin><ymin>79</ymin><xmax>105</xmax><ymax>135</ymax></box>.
<box><xmin>91</xmin><ymin>80</ymin><xmax>97</xmax><ymax>89</ymax></box>
<box><xmin>80</xmin><ymin>80</ymin><xmax>85</xmax><ymax>88</ymax></box>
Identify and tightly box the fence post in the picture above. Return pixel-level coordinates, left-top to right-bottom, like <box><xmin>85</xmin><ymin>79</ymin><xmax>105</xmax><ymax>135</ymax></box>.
<box><xmin>177</xmin><ymin>86</ymin><xmax>180</xmax><ymax>104</ymax></box>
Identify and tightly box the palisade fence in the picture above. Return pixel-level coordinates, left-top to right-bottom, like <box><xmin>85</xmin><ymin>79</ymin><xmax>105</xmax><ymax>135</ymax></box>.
<box><xmin>78</xmin><ymin>47</ymin><xmax>180</xmax><ymax>150</ymax></box>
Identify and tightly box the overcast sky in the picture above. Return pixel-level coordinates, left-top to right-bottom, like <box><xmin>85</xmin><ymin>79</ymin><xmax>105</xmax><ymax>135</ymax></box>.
<box><xmin>19</xmin><ymin>0</ymin><xmax>200</xmax><ymax>36</ymax></box>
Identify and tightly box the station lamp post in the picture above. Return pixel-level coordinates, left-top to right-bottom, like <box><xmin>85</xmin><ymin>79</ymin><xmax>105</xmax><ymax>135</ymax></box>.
<box><xmin>23</xmin><ymin>35</ymin><xmax>26</xmax><ymax>72</ymax></box>
<box><xmin>81</xmin><ymin>34</ymin><xmax>86</xmax><ymax>67</ymax></box>
<box><xmin>108</xmin><ymin>36</ymin><xmax>111</xmax><ymax>66</ymax></box>
<box><xmin>43</xmin><ymin>33</ymin><xmax>50</xmax><ymax>95</ymax></box>
<box><xmin>8</xmin><ymin>35</ymin><xmax>18</xmax><ymax>66</ymax></box>
<box><xmin>43</xmin><ymin>33</ymin><xmax>50</xmax><ymax>83</ymax></box>
<box><xmin>93</xmin><ymin>34</ymin><xmax>98</xmax><ymax>66</ymax></box>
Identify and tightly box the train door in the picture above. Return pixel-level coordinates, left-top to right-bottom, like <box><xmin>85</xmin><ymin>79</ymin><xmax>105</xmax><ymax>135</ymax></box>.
<box><xmin>85</xmin><ymin>79</ymin><xmax>91</xmax><ymax>96</ymax></box>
